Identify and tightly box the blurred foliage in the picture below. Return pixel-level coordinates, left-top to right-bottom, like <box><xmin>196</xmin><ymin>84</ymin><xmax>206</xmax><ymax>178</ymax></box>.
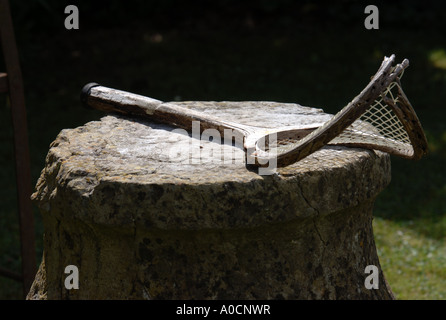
<box><xmin>429</xmin><ymin>49</ymin><xmax>446</xmax><ymax>70</ymax></box>
<box><xmin>374</xmin><ymin>218</ymin><xmax>446</xmax><ymax>299</ymax></box>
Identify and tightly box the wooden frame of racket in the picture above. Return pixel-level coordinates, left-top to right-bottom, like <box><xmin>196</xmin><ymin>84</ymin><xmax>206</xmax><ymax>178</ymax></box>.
<box><xmin>254</xmin><ymin>54</ymin><xmax>428</xmax><ymax>168</ymax></box>
<box><xmin>82</xmin><ymin>55</ymin><xmax>428</xmax><ymax>169</ymax></box>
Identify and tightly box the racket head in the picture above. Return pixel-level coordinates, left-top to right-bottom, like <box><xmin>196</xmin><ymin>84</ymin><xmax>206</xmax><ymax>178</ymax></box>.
<box><xmin>248</xmin><ymin>55</ymin><xmax>428</xmax><ymax>168</ymax></box>
<box><xmin>329</xmin><ymin>79</ymin><xmax>428</xmax><ymax>160</ymax></box>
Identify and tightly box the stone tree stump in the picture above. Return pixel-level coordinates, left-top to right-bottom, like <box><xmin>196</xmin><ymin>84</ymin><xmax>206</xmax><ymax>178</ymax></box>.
<box><xmin>27</xmin><ymin>100</ymin><xmax>394</xmax><ymax>300</ymax></box>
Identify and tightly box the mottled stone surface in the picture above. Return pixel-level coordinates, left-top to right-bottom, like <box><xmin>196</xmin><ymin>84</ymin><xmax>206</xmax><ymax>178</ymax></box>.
<box><xmin>27</xmin><ymin>101</ymin><xmax>394</xmax><ymax>300</ymax></box>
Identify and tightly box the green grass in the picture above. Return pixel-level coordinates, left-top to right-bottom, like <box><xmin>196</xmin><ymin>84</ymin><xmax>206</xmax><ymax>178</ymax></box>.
<box><xmin>1</xmin><ymin>3</ymin><xmax>445</xmax><ymax>299</ymax></box>
<box><xmin>374</xmin><ymin>217</ymin><xmax>446</xmax><ymax>300</ymax></box>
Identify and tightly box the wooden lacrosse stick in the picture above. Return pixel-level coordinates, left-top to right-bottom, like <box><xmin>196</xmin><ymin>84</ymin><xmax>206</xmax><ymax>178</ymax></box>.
<box><xmin>81</xmin><ymin>55</ymin><xmax>428</xmax><ymax>168</ymax></box>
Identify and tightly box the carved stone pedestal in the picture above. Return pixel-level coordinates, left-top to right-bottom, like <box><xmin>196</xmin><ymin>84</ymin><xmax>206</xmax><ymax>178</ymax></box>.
<box><xmin>27</xmin><ymin>101</ymin><xmax>394</xmax><ymax>299</ymax></box>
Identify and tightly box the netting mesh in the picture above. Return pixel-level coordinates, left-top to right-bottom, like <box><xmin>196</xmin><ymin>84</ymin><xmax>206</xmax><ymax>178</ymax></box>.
<box><xmin>329</xmin><ymin>80</ymin><xmax>414</xmax><ymax>157</ymax></box>
<box><xmin>258</xmin><ymin>73</ymin><xmax>414</xmax><ymax>159</ymax></box>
